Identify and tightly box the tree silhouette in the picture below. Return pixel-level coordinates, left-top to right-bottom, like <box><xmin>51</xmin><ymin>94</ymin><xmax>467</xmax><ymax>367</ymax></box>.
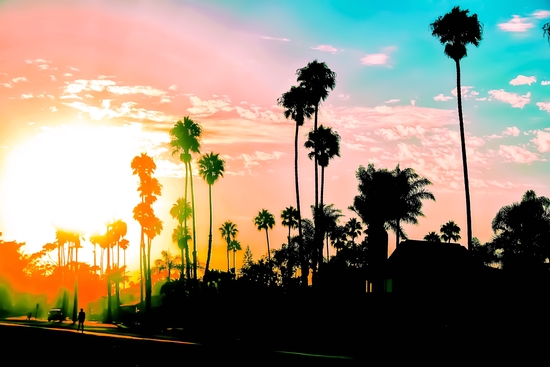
<box><xmin>228</xmin><ymin>239</ymin><xmax>242</xmax><ymax>276</ymax></box>
<box><xmin>281</xmin><ymin>206</ymin><xmax>299</xmax><ymax>247</ymax></box>
<box><xmin>320</xmin><ymin>204</ymin><xmax>343</xmax><ymax>260</ymax></box>
<box><xmin>170</xmin><ymin>198</ymin><xmax>192</xmax><ymax>279</ymax></box>
<box><xmin>296</xmin><ymin>60</ymin><xmax>336</xmax><ymax>286</ymax></box>
<box><xmin>198</xmin><ymin>152</ymin><xmax>226</xmax><ymax>275</ymax></box>
<box><xmin>440</xmin><ymin>220</ymin><xmax>461</xmax><ymax>243</ymax></box>
<box><xmin>170</xmin><ymin>116</ymin><xmax>202</xmax><ymax>281</ymax></box>
<box><xmin>391</xmin><ymin>164</ymin><xmax>435</xmax><ymax>247</ymax></box>
<box><xmin>424</xmin><ymin>231</ymin><xmax>441</xmax><ymax>242</ymax></box>
<box><xmin>544</xmin><ymin>22</ymin><xmax>550</xmax><ymax>43</ymax></box>
<box><xmin>431</xmin><ymin>6</ymin><xmax>483</xmax><ymax>251</ymax></box>
<box><xmin>254</xmin><ymin>209</ymin><xmax>276</xmax><ymax>261</ymax></box>
<box><xmin>219</xmin><ymin>221</ymin><xmax>238</xmax><ymax>273</ymax></box>
<box><xmin>277</xmin><ymin>84</ymin><xmax>315</xmax><ymax>289</ymax></box>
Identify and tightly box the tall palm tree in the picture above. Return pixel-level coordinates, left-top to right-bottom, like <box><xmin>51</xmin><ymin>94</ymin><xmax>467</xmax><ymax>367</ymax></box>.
<box><xmin>170</xmin><ymin>198</ymin><xmax>192</xmax><ymax>279</ymax></box>
<box><xmin>440</xmin><ymin>220</ymin><xmax>461</xmax><ymax>243</ymax></box>
<box><xmin>118</xmin><ymin>238</ymin><xmax>129</xmax><ymax>288</ymax></box>
<box><xmin>543</xmin><ymin>22</ymin><xmax>550</xmax><ymax>43</ymax></box>
<box><xmin>431</xmin><ymin>6</ymin><xmax>483</xmax><ymax>251</ymax></box>
<box><xmin>281</xmin><ymin>206</ymin><xmax>299</xmax><ymax>246</ymax></box>
<box><xmin>424</xmin><ymin>232</ymin><xmax>441</xmax><ymax>242</ymax></box>
<box><xmin>391</xmin><ymin>164</ymin><xmax>435</xmax><ymax>247</ymax></box>
<box><xmin>254</xmin><ymin>209</ymin><xmax>276</xmax><ymax>261</ymax></box>
<box><xmin>198</xmin><ymin>152</ymin><xmax>226</xmax><ymax>275</ymax></box>
<box><xmin>277</xmin><ymin>85</ymin><xmax>315</xmax><ymax>288</ymax></box>
<box><xmin>320</xmin><ymin>204</ymin><xmax>343</xmax><ymax>260</ymax></box>
<box><xmin>219</xmin><ymin>221</ymin><xmax>238</xmax><ymax>273</ymax></box>
<box><xmin>169</xmin><ymin>116</ymin><xmax>202</xmax><ymax>281</ymax></box>
<box><xmin>296</xmin><ymin>61</ymin><xmax>336</xmax><ymax>284</ymax></box>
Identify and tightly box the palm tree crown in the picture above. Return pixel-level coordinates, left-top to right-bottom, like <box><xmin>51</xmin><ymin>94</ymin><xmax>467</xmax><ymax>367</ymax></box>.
<box><xmin>198</xmin><ymin>152</ymin><xmax>225</xmax><ymax>186</ymax></box>
<box><xmin>440</xmin><ymin>220</ymin><xmax>461</xmax><ymax>243</ymax></box>
<box><xmin>254</xmin><ymin>209</ymin><xmax>275</xmax><ymax>260</ymax></box>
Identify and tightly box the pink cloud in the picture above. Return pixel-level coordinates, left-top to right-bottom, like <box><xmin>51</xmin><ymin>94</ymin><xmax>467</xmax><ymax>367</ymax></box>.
<box><xmin>502</xmin><ymin>126</ymin><xmax>520</xmax><ymax>137</ymax></box>
<box><xmin>384</xmin><ymin>99</ymin><xmax>400</xmax><ymax>104</ymax></box>
<box><xmin>531</xmin><ymin>130</ymin><xmax>550</xmax><ymax>152</ymax></box>
<box><xmin>498</xmin><ymin>15</ymin><xmax>534</xmax><ymax>32</ymax></box>
<box><xmin>434</xmin><ymin>94</ymin><xmax>452</xmax><ymax>101</ymax></box>
<box><xmin>498</xmin><ymin>145</ymin><xmax>540</xmax><ymax>164</ymax></box>
<box><xmin>361</xmin><ymin>53</ymin><xmax>389</xmax><ymax>66</ymax></box>
<box><xmin>311</xmin><ymin>45</ymin><xmax>337</xmax><ymax>53</ymax></box>
<box><xmin>509</xmin><ymin>75</ymin><xmax>536</xmax><ymax>86</ymax></box>
<box><xmin>533</xmin><ymin>10</ymin><xmax>550</xmax><ymax>19</ymax></box>
<box><xmin>488</xmin><ymin>90</ymin><xmax>530</xmax><ymax>108</ymax></box>
<box><xmin>536</xmin><ymin>102</ymin><xmax>550</xmax><ymax>112</ymax></box>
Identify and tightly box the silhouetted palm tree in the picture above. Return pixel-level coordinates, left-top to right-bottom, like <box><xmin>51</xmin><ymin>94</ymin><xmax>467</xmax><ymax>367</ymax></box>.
<box><xmin>254</xmin><ymin>209</ymin><xmax>276</xmax><ymax>261</ymax></box>
<box><xmin>170</xmin><ymin>116</ymin><xmax>202</xmax><ymax>281</ymax></box>
<box><xmin>320</xmin><ymin>204</ymin><xmax>343</xmax><ymax>260</ymax></box>
<box><xmin>391</xmin><ymin>164</ymin><xmax>435</xmax><ymax>247</ymax></box>
<box><xmin>219</xmin><ymin>221</ymin><xmax>238</xmax><ymax>273</ymax></box>
<box><xmin>424</xmin><ymin>231</ymin><xmax>441</xmax><ymax>242</ymax></box>
<box><xmin>281</xmin><ymin>206</ymin><xmax>299</xmax><ymax>246</ymax></box>
<box><xmin>170</xmin><ymin>199</ymin><xmax>192</xmax><ymax>279</ymax></box>
<box><xmin>228</xmin><ymin>239</ymin><xmax>242</xmax><ymax>276</ymax></box>
<box><xmin>440</xmin><ymin>220</ymin><xmax>461</xmax><ymax>243</ymax></box>
<box><xmin>544</xmin><ymin>22</ymin><xmax>550</xmax><ymax>43</ymax></box>
<box><xmin>198</xmin><ymin>152</ymin><xmax>226</xmax><ymax>275</ymax></box>
<box><xmin>431</xmin><ymin>6</ymin><xmax>483</xmax><ymax>251</ymax></box>
<box><xmin>277</xmin><ymin>85</ymin><xmax>314</xmax><ymax>288</ymax></box>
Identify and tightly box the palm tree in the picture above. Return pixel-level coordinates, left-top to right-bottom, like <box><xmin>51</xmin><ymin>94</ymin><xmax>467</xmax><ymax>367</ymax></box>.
<box><xmin>254</xmin><ymin>209</ymin><xmax>276</xmax><ymax>261</ymax></box>
<box><xmin>424</xmin><ymin>231</ymin><xmax>441</xmax><ymax>242</ymax></box>
<box><xmin>321</xmin><ymin>204</ymin><xmax>343</xmax><ymax>260</ymax></box>
<box><xmin>544</xmin><ymin>22</ymin><xmax>550</xmax><ymax>43</ymax></box>
<box><xmin>430</xmin><ymin>6</ymin><xmax>483</xmax><ymax>251</ymax></box>
<box><xmin>170</xmin><ymin>199</ymin><xmax>192</xmax><ymax>279</ymax></box>
<box><xmin>391</xmin><ymin>164</ymin><xmax>435</xmax><ymax>247</ymax></box>
<box><xmin>118</xmin><ymin>238</ymin><xmax>129</xmax><ymax>288</ymax></box>
<box><xmin>198</xmin><ymin>152</ymin><xmax>226</xmax><ymax>275</ymax></box>
<box><xmin>219</xmin><ymin>221</ymin><xmax>238</xmax><ymax>273</ymax></box>
<box><xmin>281</xmin><ymin>206</ymin><xmax>299</xmax><ymax>246</ymax></box>
<box><xmin>277</xmin><ymin>85</ymin><xmax>314</xmax><ymax>288</ymax></box>
<box><xmin>228</xmin><ymin>240</ymin><xmax>242</xmax><ymax>276</ymax></box>
<box><xmin>169</xmin><ymin>116</ymin><xmax>202</xmax><ymax>281</ymax></box>
<box><xmin>440</xmin><ymin>220</ymin><xmax>461</xmax><ymax>243</ymax></box>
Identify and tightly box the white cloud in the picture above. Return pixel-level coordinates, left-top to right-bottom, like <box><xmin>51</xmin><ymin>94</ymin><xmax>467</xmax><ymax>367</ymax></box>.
<box><xmin>451</xmin><ymin>86</ymin><xmax>474</xmax><ymax>97</ymax></box>
<box><xmin>488</xmin><ymin>90</ymin><xmax>530</xmax><ymax>108</ymax></box>
<box><xmin>237</xmin><ymin>151</ymin><xmax>284</xmax><ymax>168</ymax></box>
<box><xmin>12</xmin><ymin>77</ymin><xmax>28</xmax><ymax>83</ymax></box>
<box><xmin>410</xmin><ymin>100</ymin><xmax>416</xmax><ymax>106</ymax></box>
<box><xmin>311</xmin><ymin>45</ymin><xmax>338</xmax><ymax>53</ymax></box>
<box><xmin>160</xmin><ymin>97</ymin><xmax>171</xmax><ymax>103</ymax></box>
<box><xmin>260</xmin><ymin>36</ymin><xmax>290</xmax><ymax>41</ymax></box>
<box><xmin>107</xmin><ymin>85</ymin><xmax>166</xmax><ymax>97</ymax></box>
<box><xmin>498</xmin><ymin>15</ymin><xmax>534</xmax><ymax>32</ymax></box>
<box><xmin>188</xmin><ymin>95</ymin><xmax>233</xmax><ymax>117</ymax></box>
<box><xmin>64</xmin><ymin>73</ymin><xmax>73</xmax><ymax>77</ymax></box>
<box><xmin>434</xmin><ymin>94</ymin><xmax>453</xmax><ymax>101</ymax></box>
<box><xmin>533</xmin><ymin>10</ymin><xmax>550</xmax><ymax>19</ymax></box>
<box><xmin>168</xmin><ymin>85</ymin><xmax>178</xmax><ymax>91</ymax></box>
<box><xmin>50</xmin><ymin>106</ymin><xmax>58</xmax><ymax>112</ymax></box>
<box><xmin>361</xmin><ymin>53</ymin><xmax>389</xmax><ymax>66</ymax></box>
<box><xmin>21</xmin><ymin>94</ymin><xmax>33</xmax><ymax>99</ymax></box>
<box><xmin>509</xmin><ymin>75</ymin><xmax>536</xmax><ymax>86</ymax></box>
<box><xmin>531</xmin><ymin>130</ymin><xmax>550</xmax><ymax>152</ymax></box>
<box><xmin>338</xmin><ymin>94</ymin><xmax>349</xmax><ymax>100</ymax></box>
<box><xmin>384</xmin><ymin>99</ymin><xmax>400</xmax><ymax>104</ymax></box>
<box><xmin>536</xmin><ymin>102</ymin><xmax>550</xmax><ymax>112</ymax></box>
<box><xmin>542</xmin><ymin>81</ymin><xmax>550</xmax><ymax>86</ymax></box>
<box><xmin>1</xmin><ymin>82</ymin><xmax>12</xmax><ymax>88</ymax></box>
<box><xmin>50</xmin><ymin>75</ymin><xmax>56</xmax><ymax>82</ymax></box>
<box><xmin>498</xmin><ymin>145</ymin><xmax>540</xmax><ymax>164</ymax></box>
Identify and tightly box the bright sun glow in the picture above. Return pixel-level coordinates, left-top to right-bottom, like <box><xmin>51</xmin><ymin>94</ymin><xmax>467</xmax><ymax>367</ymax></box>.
<box><xmin>0</xmin><ymin>121</ymin><xmax>166</xmax><ymax>265</ymax></box>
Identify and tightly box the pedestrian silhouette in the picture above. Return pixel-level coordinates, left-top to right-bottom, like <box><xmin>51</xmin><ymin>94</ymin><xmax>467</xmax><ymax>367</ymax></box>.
<box><xmin>77</xmin><ymin>308</ymin><xmax>85</xmax><ymax>333</ymax></box>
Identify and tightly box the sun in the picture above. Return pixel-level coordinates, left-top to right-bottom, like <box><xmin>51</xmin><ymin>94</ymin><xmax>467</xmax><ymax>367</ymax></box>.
<box><xmin>0</xmin><ymin>121</ymin><xmax>149</xmax><ymax>261</ymax></box>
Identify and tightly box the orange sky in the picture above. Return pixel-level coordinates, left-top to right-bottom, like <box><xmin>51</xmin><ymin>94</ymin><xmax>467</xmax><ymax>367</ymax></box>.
<box><xmin>0</xmin><ymin>0</ymin><xmax>549</xmax><ymax>279</ymax></box>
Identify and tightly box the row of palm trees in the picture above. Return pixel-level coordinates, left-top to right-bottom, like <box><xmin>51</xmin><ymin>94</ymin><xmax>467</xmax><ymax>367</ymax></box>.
<box><xmin>423</xmin><ymin>220</ymin><xmax>461</xmax><ymax>243</ymax></box>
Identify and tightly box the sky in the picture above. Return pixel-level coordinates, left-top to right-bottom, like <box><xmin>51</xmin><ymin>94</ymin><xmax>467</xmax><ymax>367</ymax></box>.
<box><xmin>0</xmin><ymin>0</ymin><xmax>549</xmax><ymax>278</ymax></box>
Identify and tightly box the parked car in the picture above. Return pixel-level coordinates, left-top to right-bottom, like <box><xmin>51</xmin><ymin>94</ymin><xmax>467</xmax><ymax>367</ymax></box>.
<box><xmin>47</xmin><ymin>308</ymin><xmax>64</xmax><ymax>322</ymax></box>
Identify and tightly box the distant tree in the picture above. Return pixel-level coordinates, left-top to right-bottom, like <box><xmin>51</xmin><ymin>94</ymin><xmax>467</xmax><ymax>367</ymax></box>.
<box><xmin>254</xmin><ymin>209</ymin><xmax>276</xmax><ymax>261</ymax></box>
<box><xmin>281</xmin><ymin>206</ymin><xmax>299</xmax><ymax>246</ymax></box>
<box><xmin>219</xmin><ymin>221</ymin><xmax>238</xmax><ymax>273</ymax></box>
<box><xmin>544</xmin><ymin>22</ymin><xmax>550</xmax><ymax>43</ymax></box>
<box><xmin>170</xmin><ymin>198</ymin><xmax>192</xmax><ymax>279</ymax></box>
<box><xmin>424</xmin><ymin>231</ymin><xmax>441</xmax><ymax>242</ymax></box>
<box><xmin>431</xmin><ymin>6</ymin><xmax>483</xmax><ymax>251</ymax></box>
<box><xmin>241</xmin><ymin>245</ymin><xmax>254</xmax><ymax>271</ymax></box>
<box><xmin>440</xmin><ymin>220</ymin><xmax>461</xmax><ymax>243</ymax></box>
<box><xmin>228</xmin><ymin>240</ymin><xmax>242</xmax><ymax>276</ymax></box>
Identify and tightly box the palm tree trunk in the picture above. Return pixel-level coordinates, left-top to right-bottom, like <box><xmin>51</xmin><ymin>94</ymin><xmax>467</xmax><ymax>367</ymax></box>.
<box><xmin>184</xmin><ymin>160</ymin><xmax>191</xmax><ymax>280</ymax></box>
<box><xmin>319</xmin><ymin>165</ymin><xmax>326</xmax><ymax>270</ymax></box>
<box><xmin>124</xmin><ymin>249</ymin><xmax>126</xmax><ymax>289</ymax></box>
<box><xmin>140</xmin><ymin>228</ymin><xmax>145</xmax><ymax>305</ymax></box>
<box><xmin>227</xmin><ymin>239</ymin><xmax>230</xmax><ymax>273</ymax></box>
<box><xmin>233</xmin><ymin>249</ymin><xmax>237</xmax><ymax>277</ymax></box>
<box><xmin>455</xmin><ymin>59</ymin><xmax>473</xmax><ymax>251</ymax></box>
<box><xmin>205</xmin><ymin>184</ymin><xmax>213</xmax><ymax>275</ymax></box>
<box><xmin>396</xmin><ymin>220</ymin><xmax>400</xmax><ymax>248</ymax></box>
<box><xmin>72</xmin><ymin>246</ymin><xmax>78</xmax><ymax>323</ymax></box>
<box><xmin>295</xmin><ymin>121</ymin><xmax>308</xmax><ymax>288</ymax></box>
<box><xmin>312</xmin><ymin>104</ymin><xmax>319</xmax><ymax>286</ymax></box>
<box><xmin>106</xmin><ymin>240</ymin><xmax>112</xmax><ymax>324</ymax></box>
<box><xmin>146</xmin><ymin>237</ymin><xmax>152</xmax><ymax>318</ymax></box>
<box><xmin>266</xmin><ymin>228</ymin><xmax>271</xmax><ymax>261</ymax></box>
<box><xmin>93</xmin><ymin>244</ymin><xmax>97</xmax><ymax>273</ymax></box>
<box><xmin>189</xmin><ymin>160</ymin><xmax>198</xmax><ymax>281</ymax></box>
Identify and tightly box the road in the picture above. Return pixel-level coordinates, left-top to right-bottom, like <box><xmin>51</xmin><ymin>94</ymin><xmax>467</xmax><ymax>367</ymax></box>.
<box><xmin>0</xmin><ymin>320</ymin><xmax>361</xmax><ymax>366</ymax></box>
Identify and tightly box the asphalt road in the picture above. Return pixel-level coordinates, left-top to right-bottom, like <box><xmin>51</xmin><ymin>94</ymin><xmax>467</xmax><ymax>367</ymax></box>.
<box><xmin>0</xmin><ymin>322</ymin><xmax>361</xmax><ymax>366</ymax></box>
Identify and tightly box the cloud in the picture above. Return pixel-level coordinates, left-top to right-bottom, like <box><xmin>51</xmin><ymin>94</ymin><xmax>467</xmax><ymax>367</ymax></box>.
<box><xmin>188</xmin><ymin>95</ymin><xmax>234</xmax><ymax>117</ymax></box>
<box><xmin>488</xmin><ymin>90</ymin><xmax>530</xmax><ymax>108</ymax></box>
<box><xmin>237</xmin><ymin>151</ymin><xmax>284</xmax><ymax>168</ymax></box>
<box><xmin>384</xmin><ymin>99</ymin><xmax>400</xmax><ymax>104</ymax></box>
<box><xmin>509</xmin><ymin>75</ymin><xmax>536</xmax><ymax>86</ymax></box>
<box><xmin>374</xmin><ymin>124</ymin><xmax>426</xmax><ymax>141</ymax></box>
<box><xmin>498</xmin><ymin>15</ymin><xmax>534</xmax><ymax>32</ymax></box>
<box><xmin>338</xmin><ymin>94</ymin><xmax>349</xmax><ymax>100</ymax></box>
<box><xmin>343</xmin><ymin>142</ymin><xmax>367</xmax><ymax>151</ymax></box>
<box><xmin>1</xmin><ymin>82</ymin><xmax>12</xmax><ymax>88</ymax></box>
<box><xmin>21</xmin><ymin>94</ymin><xmax>33</xmax><ymax>99</ymax></box>
<box><xmin>536</xmin><ymin>102</ymin><xmax>550</xmax><ymax>112</ymax></box>
<box><xmin>260</xmin><ymin>36</ymin><xmax>290</xmax><ymax>41</ymax></box>
<box><xmin>64</xmin><ymin>73</ymin><xmax>73</xmax><ymax>77</ymax></box>
<box><xmin>498</xmin><ymin>145</ymin><xmax>541</xmax><ymax>164</ymax></box>
<box><xmin>434</xmin><ymin>94</ymin><xmax>453</xmax><ymax>101</ymax></box>
<box><xmin>503</xmin><ymin>126</ymin><xmax>521</xmax><ymax>137</ymax></box>
<box><xmin>361</xmin><ymin>53</ymin><xmax>389</xmax><ymax>66</ymax></box>
<box><xmin>107</xmin><ymin>85</ymin><xmax>167</xmax><ymax>97</ymax></box>
<box><xmin>50</xmin><ymin>75</ymin><xmax>56</xmax><ymax>81</ymax></box>
<box><xmin>533</xmin><ymin>10</ymin><xmax>550</xmax><ymax>19</ymax></box>
<box><xmin>542</xmin><ymin>81</ymin><xmax>550</xmax><ymax>86</ymax></box>
<box><xmin>168</xmin><ymin>85</ymin><xmax>178</xmax><ymax>91</ymax></box>
<box><xmin>410</xmin><ymin>100</ymin><xmax>416</xmax><ymax>106</ymax></box>
<box><xmin>50</xmin><ymin>106</ymin><xmax>58</xmax><ymax>112</ymax></box>
<box><xmin>451</xmin><ymin>86</ymin><xmax>475</xmax><ymax>97</ymax></box>
<box><xmin>311</xmin><ymin>45</ymin><xmax>338</xmax><ymax>53</ymax></box>
<box><xmin>12</xmin><ymin>77</ymin><xmax>28</xmax><ymax>83</ymax></box>
<box><xmin>531</xmin><ymin>130</ymin><xmax>550</xmax><ymax>152</ymax></box>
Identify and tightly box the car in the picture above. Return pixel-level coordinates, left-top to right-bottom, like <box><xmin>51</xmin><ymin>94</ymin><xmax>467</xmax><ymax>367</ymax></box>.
<box><xmin>47</xmin><ymin>308</ymin><xmax>64</xmax><ymax>322</ymax></box>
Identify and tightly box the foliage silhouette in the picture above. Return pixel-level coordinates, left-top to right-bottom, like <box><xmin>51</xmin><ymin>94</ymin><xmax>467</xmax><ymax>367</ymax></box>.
<box><xmin>440</xmin><ymin>220</ymin><xmax>461</xmax><ymax>243</ymax></box>
<box><xmin>254</xmin><ymin>209</ymin><xmax>276</xmax><ymax>261</ymax></box>
<box><xmin>219</xmin><ymin>221</ymin><xmax>238</xmax><ymax>273</ymax></box>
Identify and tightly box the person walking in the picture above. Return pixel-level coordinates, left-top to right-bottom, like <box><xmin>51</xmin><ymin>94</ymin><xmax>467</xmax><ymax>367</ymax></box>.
<box><xmin>77</xmin><ymin>308</ymin><xmax>85</xmax><ymax>333</ymax></box>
